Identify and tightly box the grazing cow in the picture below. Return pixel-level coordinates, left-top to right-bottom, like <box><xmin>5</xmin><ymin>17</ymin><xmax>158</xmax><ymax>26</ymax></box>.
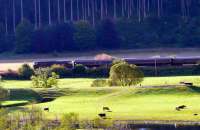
<box><xmin>178</xmin><ymin>105</ymin><xmax>187</xmax><ymax>109</ymax></box>
<box><xmin>175</xmin><ymin>107</ymin><xmax>180</xmax><ymax>111</ymax></box>
<box><xmin>175</xmin><ymin>105</ymin><xmax>187</xmax><ymax>111</ymax></box>
<box><xmin>44</xmin><ymin>107</ymin><xmax>49</xmax><ymax>112</ymax></box>
<box><xmin>98</xmin><ymin>113</ymin><xmax>106</xmax><ymax>119</ymax></box>
<box><xmin>103</xmin><ymin>107</ymin><xmax>110</xmax><ymax>111</ymax></box>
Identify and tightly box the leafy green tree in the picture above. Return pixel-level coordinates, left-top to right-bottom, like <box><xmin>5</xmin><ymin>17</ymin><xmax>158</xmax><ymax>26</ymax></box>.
<box><xmin>97</xmin><ymin>18</ymin><xmax>121</xmax><ymax>49</ymax></box>
<box><xmin>18</xmin><ymin>64</ymin><xmax>34</xmax><ymax>79</ymax></box>
<box><xmin>51</xmin><ymin>64</ymin><xmax>72</xmax><ymax>78</ymax></box>
<box><xmin>55</xmin><ymin>23</ymin><xmax>75</xmax><ymax>51</ymax></box>
<box><xmin>31</xmin><ymin>68</ymin><xmax>59</xmax><ymax>88</ymax></box>
<box><xmin>32</xmin><ymin>27</ymin><xmax>48</xmax><ymax>53</ymax></box>
<box><xmin>74</xmin><ymin>21</ymin><xmax>96</xmax><ymax>50</ymax></box>
<box><xmin>15</xmin><ymin>19</ymin><xmax>34</xmax><ymax>53</ymax></box>
<box><xmin>109</xmin><ymin>61</ymin><xmax>143</xmax><ymax>87</ymax></box>
<box><xmin>35</xmin><ymin>23</ymin><xmax>74</xmax><ymax>53</ymax></box>
<box><xmin>73</xmin><ymin>64</ymin><xmax>86</xmax><ymax>76</ymax></box>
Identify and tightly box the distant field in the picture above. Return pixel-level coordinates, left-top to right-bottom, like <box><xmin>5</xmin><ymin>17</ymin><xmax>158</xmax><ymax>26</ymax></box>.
<box><xmin>0</xmin><ymin>62</ymin><xmax>33</xmax><ymax>72</ymax></box>
<box><xmin>1</xmin><ymin>48</ymin><xmax>200</xmax><ymax>71</ymax></box>
<box><xmin>3</xmin><ymin>76</ymin><xmax>200</xmax><ymax>121</ymax></box>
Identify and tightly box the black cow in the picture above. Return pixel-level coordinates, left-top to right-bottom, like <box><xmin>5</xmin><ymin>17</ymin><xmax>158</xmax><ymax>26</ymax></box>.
<box><xmin>175</xmin><ymin>105</ymin><xmax>187</xmax><ymax>111</ymax></box>
<box><xmin>103</xmin><ymin>107</ymin><xmax>110</xmax><ymax>111</ymax></box>
<box><xmin>44</xmin><ymin>107</ymin><xmax>49</xmax><ymax>112</ymax></box>
<box><xmin>98</xmin><ymin>113</ymin><xmax>106</xmax><ymax>119</ymax></box>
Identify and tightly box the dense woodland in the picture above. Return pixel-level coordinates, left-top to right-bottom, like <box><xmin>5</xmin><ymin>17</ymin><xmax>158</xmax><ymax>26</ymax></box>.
<box><xmin>0</xmin><ymin>0</ymin><xmax>200</xmax><ymax>53</ymax></box>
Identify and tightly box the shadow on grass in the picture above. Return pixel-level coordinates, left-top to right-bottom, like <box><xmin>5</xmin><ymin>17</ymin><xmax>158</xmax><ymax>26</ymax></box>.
<box><xmin>187</xmin><ymin>85</ymin><xmax>200</xmax><ymax>93</ymax></box>
<box><xmin>9</xmin><ymin>89</ymin><xmax>43</xmax><ymax>102</ymax></box>
<box><xmin>2</xmin><ymin>102</ymin><xmax>29</xmax><ymax>108</ymax></box>
<box><xmin>6</xmin><ymin>106</ymin><xmax>30</xmax><ymax>113</ymax></box>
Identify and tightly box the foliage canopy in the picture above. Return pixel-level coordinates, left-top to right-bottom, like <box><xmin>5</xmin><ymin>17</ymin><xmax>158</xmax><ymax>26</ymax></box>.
<box><xmin>109</xmin><ymin>61</ymin><xmax>144</xmax><ymax>87</ymax></box>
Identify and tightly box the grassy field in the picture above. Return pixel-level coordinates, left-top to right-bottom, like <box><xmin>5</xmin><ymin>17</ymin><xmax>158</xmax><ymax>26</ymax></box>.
<box><xmin>3</xmin><ymin>76</ymin><xmax>200</xmax><ymax>121</ymax></box>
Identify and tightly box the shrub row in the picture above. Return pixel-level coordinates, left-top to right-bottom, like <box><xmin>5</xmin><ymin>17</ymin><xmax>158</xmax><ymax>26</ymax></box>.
<box><xmin>51</xmin><ymin>65</ymin><xmax>200</xmax><ymax>78</ymax></box>
<box><xmin>141</xmin><ymin>66</ymin><xmax>200</xmax><ymax>77</ymax></box>
<box><xmin>2</xmin><ymin>64</ymin><xmax>200</xmax><ymax>80</ymax></box>
<box><xmin>51</xmin><ymin>64</ymin><xmax>110</xmax><ymax>78</ymax></box>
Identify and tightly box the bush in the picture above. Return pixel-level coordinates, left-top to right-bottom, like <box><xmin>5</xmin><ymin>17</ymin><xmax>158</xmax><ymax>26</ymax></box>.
<box><xmin>60</xmin><ymin>113</ymin><xmax>79</xmax><ymax>130</ymax></box>
<box><xmin>51</xmin><ymin>64</ymin><xmax>72</xmax><ymax>78</ymax></box>
<box><xmin>141</xmin><ymin>66</ymin><xmax>200</xmax><ymax>77</ymax></box>
<box><xmin>18</xmin><ymin>64</ymin><xmax>34</xmax><ymax>79</ymax></box>
<box><xmin>87</xmin><ymin>67</ymin><xmax>109</xmax><ymax>77</ymax></box>
<box><xmin>73</xmin><ymin>64</ymin><xmax>86</xmax><ymax>76</ymax></box>
<box><xmin>109</xmin><ymin>61</ymin><xmax>144</xmax><ymax>87</ymax></box>
<box><xmin>91</xmin><ymin>79</ymin><xmax>107</xmax><ymax>87</ymax></box>
<box><xmin>0</xmin><ymin>77</ymin><xmax>8</xmax><ymax>107</ymax></box>
<box><xmin>93</xmin><ymin>118</ymin><xmax>113</xmax><ymax>128</ymax></box>
<box><xmin>1</xmin><ymin>69</ymin><xmax>19</xmax><ymax>80</ymax></box>
<box><xmin>31</xmin><ymin>68</ymin><xmax>59</xmax><ymax>88</ymax></box>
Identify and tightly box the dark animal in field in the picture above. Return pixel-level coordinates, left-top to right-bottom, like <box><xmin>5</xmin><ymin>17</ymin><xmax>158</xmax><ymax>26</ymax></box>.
<box><xmin>194</xmin><ymin>114</ymin><xmax>198</xmax><ymax>116</ymax></box>
<box><xmin>175</xmin><ymin>105</ymin><xmax>187</xmax><ymax>111</ymax></box>
<box><xmin>98</xmin><ymin>113</ymin><xmax>106</xmax><ymax>119</ymax></box>
<box><xmin>175</xmin><ymin>107</ymin><xmax>180</xmax><ymax>111</ymax></box>
<box><xmin>44</xmin><ymin>107</ymin><xmax>49</xmax><ymax>112</ymax></box>
<box><xmin>103</xmin><ymin>107</ymin><xmax>110</xmax><ymax>111</ymax></box>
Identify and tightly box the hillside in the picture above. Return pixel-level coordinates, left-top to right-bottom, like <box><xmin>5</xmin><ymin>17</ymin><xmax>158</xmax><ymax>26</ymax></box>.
<box><xmin>3</xmin><ymin>76</ymin><xmax>200</xmax><ymax>121</ymax></box>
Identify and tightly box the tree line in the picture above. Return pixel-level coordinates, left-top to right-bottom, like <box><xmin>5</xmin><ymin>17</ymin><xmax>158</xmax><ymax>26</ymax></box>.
<box><xmin>1</xmin><ymin>15</ymin><xmax>200</xmax><ymax>53</ymax></box>
<box><xmin>0</xmin><ymin>0</ymin><xmax>200</xmax><ymax>53</ymax></box>
<box><xmin>0</xmin><ymin>0</ymin><xmax>199</xmax><ymax>34</ymax></box>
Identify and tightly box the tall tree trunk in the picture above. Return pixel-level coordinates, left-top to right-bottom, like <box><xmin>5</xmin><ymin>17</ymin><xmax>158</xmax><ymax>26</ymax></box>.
<box><xmin>64</xmin><ymin>0</ymin><xmax>66</xmax><ymax>22</ymax></box>
<box><xmin>127</xmin><ymin>0</ymin><xmax>130</xmax><ymax>19</ymax></box>
<box><xmin>147</xmin><ymin>0</ymin><xmax>150</xmax><ymax>12</ymax></box>
<box><xmin>138</xmin><ymin>0</ymin><xmax>141</xmax><ymax>22</ymax></box>
<box><xmin>77</xmin><ymin>0</ymin><xmax>79</xmax><ymax>20</ymax></box>
<box><xmin>13</xmin><ymin>0</ymin><xmax>16</xmax><ymax>32</ymax></box>
<box><xmin>57</xmin><ymin>0</ymin><xmax>60</xmax><ymax>23</ymax></box>
<box><xmin>130</xmin><ymin>0</ymin><xmax>132</xmax><ymax>17</ymax></box>
<box><xmin>143</xmin><ymin>0</ymin><xmax>147</xmax><ymax>18</ymax></box>
<box><xmin>114</xmin><ymin>0</ymin><xmax>117</xmax><ymax>19</ymax></box>
<box><xmin>38</xmin><ymin>0</ymin><xmax>41</xmax><ymax>27</ymax></box>
<box><xmin>71</xmin><ymin>0</ymin><xmax>73</xmax><ymax>21</ymax></box>
<box><xmin>87</xmin><ymin>0</ymin><xmax>90</xmax><ymax>16</ymax></box>
<box><xmin>48</xmin><ymin>0</ymin><xmax>52</xmax><ymax>25</ymax></box>
<box><xmin>82</xmin><ymin>0</ymin><xmax>84</xmax><ymax>20</ymax></box>
<box><xmin>5</xmin><ymin>5</ymin><xmax>8</xmax><ymax>35</ymax></box>
<box><xmin>34</xmin><ymin>0</ymin><xmax>38</xmax><ymax>29</ymax></box>
<box><xmin>158</xmin><ymin>0</ymin><xmax>160</xmax><ymax>17</ymax></box>
<box><xmin>92</xmin><ymin>0</ymin><xmax>95</xmax><ymax>26</ymax></box>
<box><xmin>186</xmin><ymin>0</ymin><xmax>190</xmax><ymax>17</ymax></box>
<box><xmin>84</xmin><ymin>0</ymin><xmax>87</xmax><ymax>20</ymax></box>
<box><xmin>101</xmin><ymin>0</ymin><xmax>103</xmax><ymax>20</ymax></box>
<box><xmin>20</xmin><ymin>0</ymin><xmax>24</xmax><ymax>21</ymax></box>
<box><xmin>122</xmin><ymin>0</ymin><xmax>124</xmax><ymax>17</ymax></box>
<box><xmin>105</xmin><ymin>0</ymin><xmax>108</xmax><ymax>16</ymax></box>
<box><xmin>181</xmin><ymin>0</ymin><xmax>186</xmax><ymax>18</ymax></box>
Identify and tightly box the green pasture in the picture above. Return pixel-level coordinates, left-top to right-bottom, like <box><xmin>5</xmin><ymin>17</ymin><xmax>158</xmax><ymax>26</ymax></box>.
<box><xmin>2</xmin><ymin>76</ymin><xmax>200</xmax><ymax>121</ymax></box>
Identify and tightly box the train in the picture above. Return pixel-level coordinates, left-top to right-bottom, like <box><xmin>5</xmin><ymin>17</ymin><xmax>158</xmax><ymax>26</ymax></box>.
<box><xmin>33</xmin><ymin>57</ymin><xmax>200</xmax><ymax>69</ymax></box>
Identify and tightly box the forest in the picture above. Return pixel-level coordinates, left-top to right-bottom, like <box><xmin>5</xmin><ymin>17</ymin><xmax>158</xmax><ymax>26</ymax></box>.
<box><xmin>0</xmin><ymin>0</ymin><xmax>200</xmax><ymax>53</ymax></box>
